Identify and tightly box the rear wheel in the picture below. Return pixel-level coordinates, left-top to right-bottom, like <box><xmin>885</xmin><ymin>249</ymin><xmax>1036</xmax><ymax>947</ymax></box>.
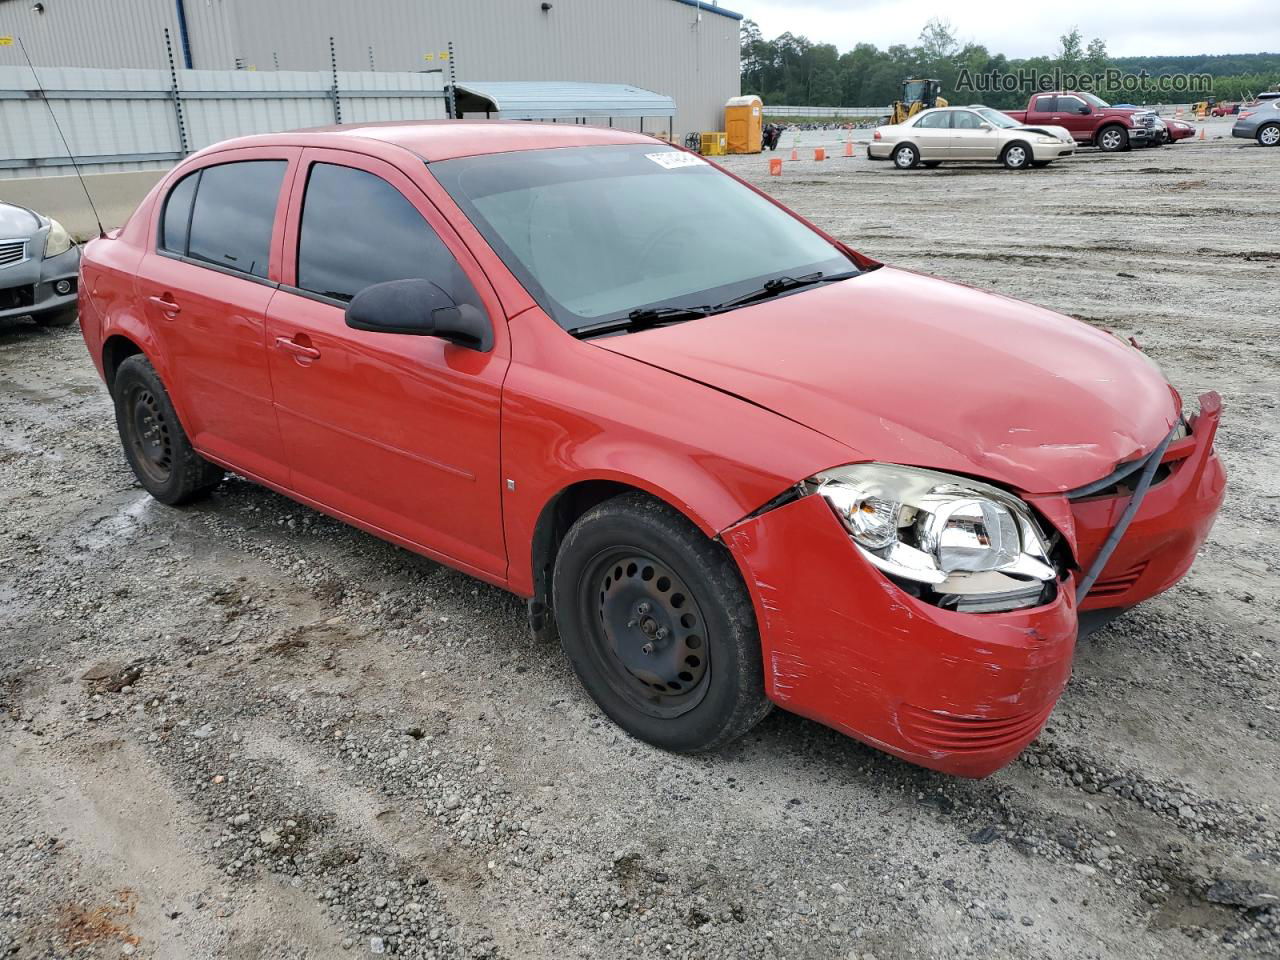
<box><xmin>552</xmin><ymin>493</ymin><xmax>770</xmax><ymax>753</ymax></box>
<box><xmin>1002</xmin><ymin>141</ymin><xmax>1031</xmax><ymax>169</ymax></box>
<box><xmin>112</xmin><ymin>355</ymin><xmax>224</xmax><ymax>505</ymax></box>
<box><xmin>893</xmin><ymin>143</ymin><xmax>920</xmax><ymax>169</ymax></box>
<box><xmin>1258</xmin><ymin>124</ymin><xmax>1280</xmax><ymax>147</ymax></box>
<box><xmin>1097</xmin><ymin>125</ymin><xmax>1129</xmax><ymax>152</ymax></box>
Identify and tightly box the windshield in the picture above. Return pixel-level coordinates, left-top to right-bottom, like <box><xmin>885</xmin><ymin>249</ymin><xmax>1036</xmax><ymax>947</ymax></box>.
<box><xmin>431</xmin><ymin>144</ymin><xmax>854</xmax><ymax>331</ymax></box>
<box><xmin>1081</xmin><ymin>93</ymin><xmax>1111</xmax><ymax>108</ymax></box>
<box><xmin>976</xmin><ymin>108</ymin><xmax>1018</xmax><ymax>128</ymax></box>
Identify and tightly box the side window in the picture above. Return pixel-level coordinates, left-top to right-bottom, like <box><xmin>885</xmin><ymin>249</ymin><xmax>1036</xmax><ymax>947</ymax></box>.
<box><xmin>916</xmin><ymin>112</ymin><xmax>950</xmax><ymax>129</ymax></box>
<box><xmin>187</xmin><ymin>160</ymin><xmax>286</xmax><ymax>279</ymax></box>
<box><xmin>160</xmin><ymin>171</ymin><xmax>199</xmax><ymax>254</ymax></box>
<box><xmin>296</xmin><ymin>163</ymin><xmax>479</xmax><ymax>306</ymax></box>
<box><xmin>952</xmin><ymin>111</ymin><xmax>983</xmax><ymax>130</ymax></box>
<box><xmin>1034</xmin><ymin>96</ymin><xmax>1057</xmax><ymax>112</ymax></box>
<box><xmin>1058</xmin><ymin>96</ymin><xmax>1086</xmax><ymax>113</ymax></box>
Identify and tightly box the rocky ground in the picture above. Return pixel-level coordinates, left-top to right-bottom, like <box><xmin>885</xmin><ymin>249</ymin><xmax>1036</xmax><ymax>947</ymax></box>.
<box><xmin>1</xmin><ymin>120</ymin><xmax>1277</xmax><ymax>959</ymax></box>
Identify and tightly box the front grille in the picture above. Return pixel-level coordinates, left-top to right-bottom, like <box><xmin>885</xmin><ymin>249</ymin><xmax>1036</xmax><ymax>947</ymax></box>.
<box><xmin>898</xmin><ymin>702</ymin><xmax>1054</xmax><ymax>755</ymax></box>
<box><xmin>0</xmin><ymin>283</ymin><xmax>35</xmax><ymax>311</ymax></box>
<box><xmin>0</xmin><ymin>239</ymin><xmax>28</xmax><ymax>268</ymax></box>
<box><xmin>1088</xmin><ymin>560</ymin><xmax>1149</xmax><ymax>600</ymax></box>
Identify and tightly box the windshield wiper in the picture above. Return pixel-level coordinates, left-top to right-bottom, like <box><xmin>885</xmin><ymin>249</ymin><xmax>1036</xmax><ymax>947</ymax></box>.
<box><xmin>570</xmin><ymin>304</ymin><xmax>711</xmax><ymax>340</ymax></box>
<box><xmin>712</xmin><ymin>270</ymin><xmax>859</xmax><ymax>312</ymax></box>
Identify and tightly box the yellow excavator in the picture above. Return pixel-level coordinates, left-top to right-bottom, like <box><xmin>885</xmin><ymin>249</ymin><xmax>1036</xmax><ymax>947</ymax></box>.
<box><xmin>889</xmin><ymin>78</ymin><xmax>948</xmax><ymax>124</ymax></box>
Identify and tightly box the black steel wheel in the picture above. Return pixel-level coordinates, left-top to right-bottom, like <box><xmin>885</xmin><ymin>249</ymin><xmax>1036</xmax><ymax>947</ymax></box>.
<box><xmin>122</xmin><ymin>381</ymin><xmax>173</xmax><ymax>487</ymax></box>
<box><xmin>112</xmin><ymin>355</ymin><xmax>223</xmax><ymax>505</ymax></box>
<box><xmin>553</xmin><ymin>493</ymin><xmax>770</xmax><ymax>752</ymax></box>
<box><xmin>588</xmin><ymin>549</ymin><xmax>710</xmax><ymax>717</ymax></box>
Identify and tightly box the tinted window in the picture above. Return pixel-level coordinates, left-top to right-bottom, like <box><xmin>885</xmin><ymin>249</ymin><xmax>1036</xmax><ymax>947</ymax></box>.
<box><xmin>187</xmin><ymin>160</ymin><xmax>286</xmax><ymax>278</ymax></box>
<box><xmin>161</xmin><ymin>171</ymin><xmax>199</xmax><ymax>254</ymax></box>
<box><xmin>952</xmin><ymin>111</ymin><xmax>984</xmax><ymax>130</ymax></box>
<box><xmin>916</xmin><ymin>111</ymin><xmax>950</xmax><ymax>129</ymax></box>
<box><xmin>1033</xmin><ymin>96</ymin><xmax>1057</xmax><ymax>112</ymax></box>
<box><xmin>1058</xmin><ymin>96</ymin><xmax>1087</xmax><ymax>113</ymax></box>
<box><xmin>296</xmin><ymin>163</ymin><xmax>479</xmax><ymax>306</ymax></box>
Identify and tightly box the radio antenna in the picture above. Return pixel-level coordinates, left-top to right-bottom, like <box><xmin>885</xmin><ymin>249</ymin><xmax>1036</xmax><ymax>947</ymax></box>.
<box><xmin>16</xmin><ymin>36</ymin><xmax>106</xmax><ymax>238</ymax></box>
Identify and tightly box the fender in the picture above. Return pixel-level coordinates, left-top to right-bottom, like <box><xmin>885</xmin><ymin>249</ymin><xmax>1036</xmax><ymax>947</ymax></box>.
<box><xmin>501</xmin><ymin>309</ymin><xmax>855</xmax><ymax>596</ymax></box>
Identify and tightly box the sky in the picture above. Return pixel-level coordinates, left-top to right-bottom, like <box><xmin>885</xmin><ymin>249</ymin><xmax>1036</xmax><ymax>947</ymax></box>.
<box><xmin>733</xmin><ymin>0</ymin><xmax>1280</xmax><ymax>58</ymax></box>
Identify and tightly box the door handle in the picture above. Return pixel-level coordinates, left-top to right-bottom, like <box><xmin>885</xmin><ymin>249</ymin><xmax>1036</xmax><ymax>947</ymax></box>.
<box><xmin>148</xmin><ymin>294</ymin><xmax>181</xmax><ymax>315</ymax></box>
<box><xmin>275</xmin><ymin>336</ymin><xmax>321</xmax><ymax>361</ymax></box>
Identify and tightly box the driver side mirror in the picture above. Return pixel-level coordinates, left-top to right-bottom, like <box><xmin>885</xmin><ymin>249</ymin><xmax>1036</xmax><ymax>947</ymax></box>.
<box><xmin>1077</xmin><ymin>105</ymin><xmax>1091</xmax><ymax>115</ymax></box>
<box><xmin>345</xmin><ymin>278</ymin><xmax>493</xmax><ymax>351</ymax></box>
<box><xmin>979</xmin><ymin>122</ymin><xmax>993</xmax><ymax>131</ymax></box>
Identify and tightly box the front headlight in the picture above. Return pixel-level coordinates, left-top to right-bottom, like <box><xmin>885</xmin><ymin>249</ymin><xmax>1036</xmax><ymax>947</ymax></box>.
<box><xmin>809</xmin><ymin>463</ymin><xmax>1058</xmax><ymax>611</ymax></box>
<box><xmin>43</xmin><ymin>218</ymin><xmax>72</xmax><ymax>258</ymax></box>
<box><xmin>1034</xmin><ymin>135</ymin><xmax>1062</xmax><ymax>144</ymax></box>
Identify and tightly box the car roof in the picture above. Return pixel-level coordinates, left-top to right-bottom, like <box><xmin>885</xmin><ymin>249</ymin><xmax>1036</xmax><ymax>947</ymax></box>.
<box><xmin>193</xmin><ymin>120</ymin><xmax>658</xmax><ymax>163</ymax></box>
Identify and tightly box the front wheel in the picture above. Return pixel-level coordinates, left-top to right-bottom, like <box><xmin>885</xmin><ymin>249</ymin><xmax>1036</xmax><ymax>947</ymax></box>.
<box><xmin>552</xmin><ymin>493</ymin><xmax>770</xmax><ymax>753</ymax></box>
<box><xmin>1097</xmin><ymin>125</ymin><xmax>1129</xmax><ymax>152</ymax></box>
<box><xmin>893</xmin><ymin>143</ymin><xmax>920</xmax><ymax>169</ymax></box>
<box><xmin>1002</xmin><ymin>142</ymin><xmax>1031</xmax><ymax>169</ymax></box>
<box><xmin>112</xmin><ymin>355</ymin><xmax>224</xmax><ymax>505</ymax></box>
<box><xmin>1258</xmin><ymin>124</ymin><xmax>1280</xmax><ymax>147</ymax></box>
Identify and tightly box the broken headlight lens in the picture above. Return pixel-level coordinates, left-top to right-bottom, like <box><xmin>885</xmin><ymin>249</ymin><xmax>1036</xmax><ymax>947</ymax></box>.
<box><xmin>809</xmin><ymin>463</ymin><xmax>1057</xmax><ymax>604</ymax></box>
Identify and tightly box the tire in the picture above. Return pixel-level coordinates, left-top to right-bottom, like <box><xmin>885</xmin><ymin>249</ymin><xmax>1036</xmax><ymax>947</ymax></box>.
<box><xmin>552</xmin><ymin>492</ymin><xmax>770</xmax><ymax>753</ymax></box>
<box><xmin>33</xmin><ymin>305</ymin><xmax>78</xmax><ymax>328</ymax></box>
<box><xmin>921</xmin><ymin>160</ymin><xmax>941</xmax><ymax>168</ymax></box>
<box><xmin>1002</xmin><ymin>141</ymin><xmax>1031</xmax><ymax>169</ymax></box>
<box><xmin>1258</xmin><ymin>124</ymin><xmax>1280</xmax><ymax>147</ymax></box>
<box><xmin>893</xmin><ymin>143</ymin><xmax>920</xmax><ymax>169</ymax></box>
<box><xmin>111</xmin><ymin>354</ymin><xmax>224</xmax><ymax>505</ymax></box>
<box><xmin>1097</xmin><ymin>125</ymin><xmax>1129</xmax><ymax>152</ymax></box>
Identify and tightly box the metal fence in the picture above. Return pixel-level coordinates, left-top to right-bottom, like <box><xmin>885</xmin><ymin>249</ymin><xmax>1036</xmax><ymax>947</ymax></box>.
<box><xmin>0</xmin><ymin>59</ymin><xmax>447</xmax><ymax>179</ymax></box>
<box><xmin>763</xmin><ymin>105</ymin><xmax>888</xmax><ymax>119</ymax></box>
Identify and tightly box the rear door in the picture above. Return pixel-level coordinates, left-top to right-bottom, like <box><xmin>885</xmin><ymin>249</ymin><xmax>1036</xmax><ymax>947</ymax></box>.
<box><xmin>949</xmin><ymin>110</ymin><xmax>998</xmax><ymax>160</ymax></box>
<box><xmin>911</xmin><ymin>110</ymin><xmax>953</xmax><ymax>158</ymax></box>
<box><xmin>265</xmin><ymin>148</ymin><xmax>509</xmax><ymax>579</ymax></box>
<box><xmin>135</xmin><ymin>148</ymin><xmax>295</xmax><ymax>485</ymax></box>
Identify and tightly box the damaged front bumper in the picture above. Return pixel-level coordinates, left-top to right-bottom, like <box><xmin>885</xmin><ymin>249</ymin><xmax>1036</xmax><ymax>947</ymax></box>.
<box><xmin>721</xmin><ymin>392</ymin><xmax>1225</xmax><ymax>778</ymax></box>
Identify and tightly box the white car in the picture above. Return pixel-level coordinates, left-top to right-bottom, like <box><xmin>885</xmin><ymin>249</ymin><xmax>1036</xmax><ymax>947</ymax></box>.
<box><xmin>868</xmin><ymin>106</ymin><xmax>1076</xmax><ymax>170</ymax></box>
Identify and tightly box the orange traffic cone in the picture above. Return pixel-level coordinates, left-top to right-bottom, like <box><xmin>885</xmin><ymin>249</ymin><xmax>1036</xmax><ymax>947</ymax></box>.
<box><xmin>844</xmin><ymin>139</ymin><xmax>853</xmax><ymax>157</ymax></box>
<box><xmin>814</xmin><ymin>147</ymin><xmax>825</xmax><ymax>161</ymax></box>
<box><xmin>1199</xmin><ymin>127</ymin><xmax>1206</xmax><ymax>140</ymax></box>
<box><xmin>790</xmin><ymin>146</ymin><xmax>798</xmax><ymax>161</ymax></box>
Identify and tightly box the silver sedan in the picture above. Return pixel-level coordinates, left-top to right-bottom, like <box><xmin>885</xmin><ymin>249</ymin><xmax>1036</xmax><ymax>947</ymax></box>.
<box><xmin>0</xmin><ymin>201</ymin><xmax>81</xmax><ymax>327</ymax></box>
<box><xmin>868</xmin><ymin>106</ymin><xmax>1076</xmax><ymax>170</ymax></box>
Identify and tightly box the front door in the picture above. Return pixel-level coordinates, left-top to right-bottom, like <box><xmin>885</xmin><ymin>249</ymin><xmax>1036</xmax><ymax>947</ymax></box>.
<box><xmin>135</xmin><ymin>150</ymin><xmax>294</xmax><ymax>485</ymax></box>
<box><xmin>266</xmin><ymin>149</ymin><xmax>509</xmax><ymax>580</ymax></box>
<box><xmin>949</xmin><ymin>110</ymin><xmax>998</xmax><ymax>160</ymax></box>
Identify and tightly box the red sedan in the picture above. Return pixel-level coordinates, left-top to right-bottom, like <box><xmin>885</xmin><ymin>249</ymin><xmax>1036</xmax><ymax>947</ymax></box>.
<box><xmin>76</xmin><ymin>122</ymin><xmax>1226</xmax><ymax>777</ymax></box>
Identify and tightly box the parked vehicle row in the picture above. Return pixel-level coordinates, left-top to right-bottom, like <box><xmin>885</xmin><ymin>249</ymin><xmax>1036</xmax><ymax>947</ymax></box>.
<box><xmin>74</xmin><ymin>120</ymin><xmax>1225</xmax><ymax>777</ymax></box>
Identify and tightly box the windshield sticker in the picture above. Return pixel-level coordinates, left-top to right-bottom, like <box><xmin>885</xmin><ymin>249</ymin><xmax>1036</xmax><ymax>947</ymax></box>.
<box><xmin>646</xmin><ymin>152</ymin><xmax>707</xmax><ymax>169</ymax></box>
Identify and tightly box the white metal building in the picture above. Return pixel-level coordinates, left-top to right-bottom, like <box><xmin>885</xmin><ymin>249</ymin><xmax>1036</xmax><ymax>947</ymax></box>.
<box><xmin>0</xmin><ymin>0</ymin><xmax>742</xmax><ymax>135</ymax></box>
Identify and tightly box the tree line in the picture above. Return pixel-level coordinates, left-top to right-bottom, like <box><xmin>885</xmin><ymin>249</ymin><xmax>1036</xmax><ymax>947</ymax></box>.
<box><xmin>740</xmin><ymin>19</ymin><xmax>1280</xmax><ymax>109</ymax></box>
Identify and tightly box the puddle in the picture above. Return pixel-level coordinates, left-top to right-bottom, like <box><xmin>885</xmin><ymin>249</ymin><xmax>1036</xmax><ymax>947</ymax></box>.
<box><xmin>76</xmin><ymin>494</ymin><xmax>155</xmax><ymax>553</ymax></box>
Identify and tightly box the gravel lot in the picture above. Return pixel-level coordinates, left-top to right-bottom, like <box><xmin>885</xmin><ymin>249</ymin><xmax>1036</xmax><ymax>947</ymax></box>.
<box><xmin>2</xmin><ymin>119</ymin><xmax>1277</xmax><ymax>960</ymax></box>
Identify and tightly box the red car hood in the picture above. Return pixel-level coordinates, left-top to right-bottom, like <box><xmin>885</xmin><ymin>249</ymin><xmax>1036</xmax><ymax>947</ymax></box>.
<box><xmin>593</xmin><ymin>267</ymin><xmax>1177</xmax><ymax>494</ymax></box>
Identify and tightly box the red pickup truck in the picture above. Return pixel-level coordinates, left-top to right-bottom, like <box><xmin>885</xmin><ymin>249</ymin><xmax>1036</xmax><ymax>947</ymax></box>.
<box><xmin>1005</xmin><ymin>92</ymin><xmax>1160</xmax><ymax>151</ymax></box>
